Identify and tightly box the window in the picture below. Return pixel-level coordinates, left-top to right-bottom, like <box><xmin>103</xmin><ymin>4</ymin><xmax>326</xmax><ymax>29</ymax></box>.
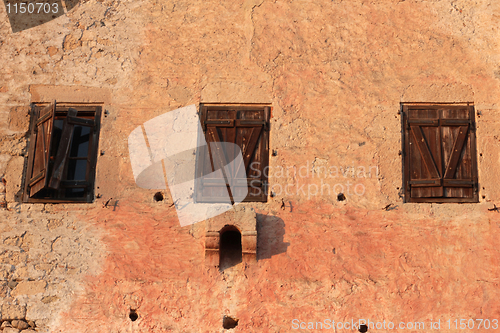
<box><xmin>195</xmin><ymin>104</ymin><xmax>270</xmax><ymax>203</ymax></box>
<box><xmin>402</xmin><ymin>104</ymin><xmax>478</xmax><ymax>203</ymax></box>
<box><xmin>23</xmin><ymin>101</ymin><xmax>102</xmax><ymax>203</ymax></box>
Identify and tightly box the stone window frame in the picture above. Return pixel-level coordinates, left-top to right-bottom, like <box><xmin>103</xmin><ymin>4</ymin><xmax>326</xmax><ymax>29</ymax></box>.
<box><xmin>204</xmin><ymin>208</ymin><xmax>257</xmax><ymax>269</ymax></box>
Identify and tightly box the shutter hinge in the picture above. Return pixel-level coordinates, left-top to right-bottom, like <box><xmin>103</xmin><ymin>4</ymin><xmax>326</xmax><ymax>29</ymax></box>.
<box><xmin>204</xmin><ymin>120</ymin><xmax>234</xmax><ymax>131</ymax></box>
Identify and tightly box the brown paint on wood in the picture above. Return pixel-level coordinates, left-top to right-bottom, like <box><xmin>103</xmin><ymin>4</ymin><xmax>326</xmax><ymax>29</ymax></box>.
<box><xmin>197</xmin><ymin>105</ymin><xmax>270</xmax><ymax>203</ymax></box>
<box><xmin>28</xmin><ymin>102</ymin><xmax>56</xmax><ymax>197</ymax></box>
<box><xmin>403</xmin><ymin>104</ymin><xmax>478</xmax><ymax>203</ymax></box>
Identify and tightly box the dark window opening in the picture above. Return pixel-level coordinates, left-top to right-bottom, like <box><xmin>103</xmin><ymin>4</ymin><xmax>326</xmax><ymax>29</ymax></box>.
<box><xmin>402</xmin><ymin>104</ymin><xmax>478</xmax><ymax>203</ymax></box>
<box><xmin>23</xmin><ymin>101</ymin><xmax>102</xmax><ymax>203</ymax></box>
<box><xmin>219</xmin><ymin>226</ymin><xmax>242</xmax><ymax>271</ymax></box>
<box><xmin>195</xmin><ymin>104</ymin><xmax>270</xmax><ymax>204</ymax></box>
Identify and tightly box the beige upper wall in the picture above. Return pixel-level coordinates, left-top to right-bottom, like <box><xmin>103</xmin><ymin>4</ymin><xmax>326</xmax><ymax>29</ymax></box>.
<box><xmin>1</xmin><ymin>0</ymin><xmax>499</xmax><ymax>210</ymax></box>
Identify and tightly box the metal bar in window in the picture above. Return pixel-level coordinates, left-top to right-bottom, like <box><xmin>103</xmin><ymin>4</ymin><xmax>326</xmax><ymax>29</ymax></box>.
<box><xmin>407</xmin><ymin>119</ymin><xmax>439</xmax><ymax>126</ymax></box>
<box><xmin>440</xmin><ymin>119</ymin><xmax>470</xmax><ymax>126</ymax></box>
<box><xmin>442</xmin><ymin>179</ymin><xmax>475</xmax><ymax>187</ymax></box>
<box><xmin>67</xmin><ymin>117</ymin><xmax>95</xmax><ymax>127</ymax></box>
<box><xmin>205</xmin><ymin>120</ymin><xmax>234</xmax><ymax>127</ymax></box>
<box><xmin>409</xmin><ymin>179</ymin><xmax>442</xmax><ymax>187</ymax></box>
<box><xmin>60</xmin><ymin>180</ymin><xmax>90</xmax><ymax>188</ymax></box>
<box><xmin>236</xmin><ymin>120</ymin><xmax>266</xmax><ymax>126</ymax></box>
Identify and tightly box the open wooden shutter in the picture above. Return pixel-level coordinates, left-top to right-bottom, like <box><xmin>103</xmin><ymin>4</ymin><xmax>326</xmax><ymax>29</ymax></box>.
<box><xmin>196</xmin><ymin>106</ymin><xmax>270</xmax><ymax>203</ymax></box>
<box><xmin>404</xmin><ymin>105</ymin><xmax>478</xmax><ymax>203</ymax></box>
<box><xmin>27</xmin><ymin>102</ymin><xmax>56</xmax><ymax>197</ymax></box>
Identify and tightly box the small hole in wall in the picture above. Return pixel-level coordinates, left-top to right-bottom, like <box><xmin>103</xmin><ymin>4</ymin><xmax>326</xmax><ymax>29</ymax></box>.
<box><xmin>223</xmin><ymin>316</ymin><xmax>239</xmax><ymax>329</ymax></box>
<box><xmin>482</xmin><ymin>195</ymin><xmax>486</xmax><ymax>199</ymax></box>
<box><xmin>153</xmin><ymin>192</ymin><xmax>164</xmax><ymax>202</ymax></box>
<box><xmin>129</xmin><ymin>309</ymin><xmax>138</xmax><ymax>322</ymax></box>
<box><xmin>480</xmin><ymin>153</ymin><xmax>483</xmax><ymax>157</ymax></box>
<box><xmin>359</xmin><ymin>324</ymin><xmax>368</xmax><ymax>332</ymax></box>
<box><xmin>337</xmin><ymin>193</ymin><xmax>346</xmax><ymax>201</ymax></box>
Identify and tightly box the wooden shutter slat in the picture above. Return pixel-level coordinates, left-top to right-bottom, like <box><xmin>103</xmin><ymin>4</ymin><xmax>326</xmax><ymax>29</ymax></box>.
<box><xmin>243</xmin><ymin>126</ymin><xmax>262</xmax><ymax>170</ymax></box>
<box><xmin>233</xmin><ymin>126</ymin><xmax>263</xmax><ymax>178</ymax></box>
<box><xmin>207</xmin><ymin>128</ymin><xmax>230</xmax><ymax>172</ymax></box>
<box><xmin>226</xmin><ymin>113</ymin><xmax>237</xmax><ymax>180</ymax></box>
<box><xmin>443</xmin><ymin>123</ymin><xmax>474</xmax><ymax>198</ymax></box>
<box><xmin>443</xmin><ymin>125</ymin><xmax>468</xmax><ymax>179</ymax></box>
<box><xmin>28</xmin><ymin>170</ymin><xmax>46</xmax><ymax>186</ymax></box>
<box><xmin>410</xmin><ymin>125</ymin><xmax>440</xmax><ymax>179</ymax></box>
<box><xmin>49</xmin><ymin>108</ymin><xmax>78</xmax><ymax>189</ymax></box>
<box><xmin>36</xmin><ymin>109</ymin><xmax>54</xmax><ymax>125</ymax></box>
<box><xmin>206</xmin><ymin>127</ymin><xmax>234</xmax><ymax>204</ymax></box>
<box><xmin>29</xmin><ymin>102</ymin><xmax>56</xmax><ymax>197</ymax></box>
<box><xmin>422</xmin><ymin>125</ymin><xmax>443</xmax><ymax>197</ymax></box>
<box><xmin>259</xmin><ymin>106</ymin><xmax>270</xmax><ymax>201</ymax></box>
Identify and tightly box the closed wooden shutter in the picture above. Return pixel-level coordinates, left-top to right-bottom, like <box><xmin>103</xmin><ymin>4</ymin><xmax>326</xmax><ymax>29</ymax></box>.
<box><xmin>26</xmin><ymin>102</ymin><xmax>56</xmax><ymax>197</ymax></box>
<box><xmin>403</xmin><ymin>105</ymin><xmax>478</xmax><ymax>203</ymax></box>
<box><xmin>196</xmin><ymin>105</ymin><xmax>270</xmax><ymax>203</ymax></box>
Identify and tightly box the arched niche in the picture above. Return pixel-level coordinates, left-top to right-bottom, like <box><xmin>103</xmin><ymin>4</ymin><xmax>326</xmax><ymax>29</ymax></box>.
<box><xmin>205</xmin><ymin>207</ymin><xmax>257</xmax><ymax>268</ymax></box>
<box><xmin>219</xmin><ymin>225</ymin><xmax>242</xmax><ymax>271</ymax></box>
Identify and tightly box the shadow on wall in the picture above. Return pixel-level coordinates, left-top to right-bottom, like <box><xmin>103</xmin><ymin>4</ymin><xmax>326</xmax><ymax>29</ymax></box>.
<box><xmin>256</xmin><ymin>214</ymin><xmax>289</xmax><ymax>260</ymax></box>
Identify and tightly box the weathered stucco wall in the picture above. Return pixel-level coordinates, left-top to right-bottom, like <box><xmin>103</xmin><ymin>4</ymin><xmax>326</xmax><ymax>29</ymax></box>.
<box><xmin>1</xmin><ymin>0</ymin><xmax>500</xmax><ymax>332</ymax></box>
